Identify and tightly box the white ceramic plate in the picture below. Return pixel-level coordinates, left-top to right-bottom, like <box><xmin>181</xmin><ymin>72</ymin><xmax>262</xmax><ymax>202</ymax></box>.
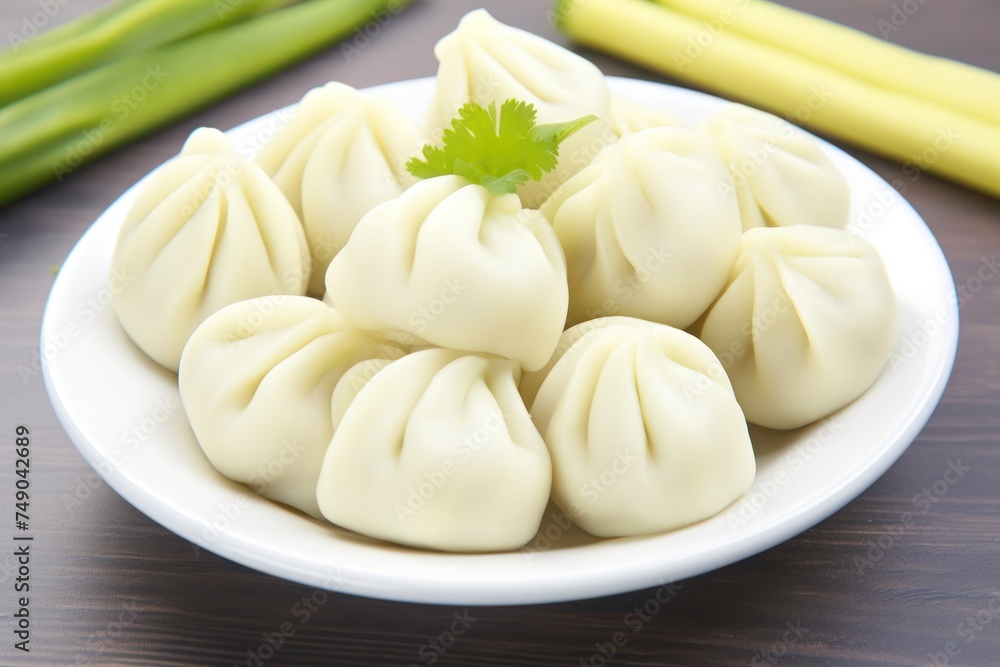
<box><xmin>42</xmin><ymin>77</ymin><xmax>958</xmax><ymax>605</ymax></box>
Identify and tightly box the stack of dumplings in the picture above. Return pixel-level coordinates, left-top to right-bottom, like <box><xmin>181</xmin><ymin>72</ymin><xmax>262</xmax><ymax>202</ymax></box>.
<box><xmin>110</xmin><ymin>10</ymin><xmax>898</xmax><ymax>554</ymax></box>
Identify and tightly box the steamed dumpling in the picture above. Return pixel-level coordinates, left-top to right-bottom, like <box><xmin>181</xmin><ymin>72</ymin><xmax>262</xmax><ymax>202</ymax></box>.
<box><xmin>325</xmin><ymin>175</ymin><xmax>568</xmax><ymax>372</ymax></box>
<box><xmin>317</xmin><ymin>348</ymin><xmax>552</xmax><ymax>552</ymax></box>
<box><xmin>697</xmin><ymin>225</ymin><xmax>897</xmax><ymax>430</ymax></box>
<box><xmin>178</xmin><ymin>296</ymin><xmax>402</xmax><ymax>518</ymax></box>
<box><xmin>610</xmin><ymin>97</ymin><xmax>683</xmax><ymax>137</ymax></box>
<box><xmin>112</xmin><ymin>128</ymin><xmax>309</xmax><ymax>371</ymax></box>
<box><xmin>428</xmin><ymin>9</ymin><xmax>612</xmax><ymax>208</ymax></box>
<box><xmin>526</xmin><ymin>317</ymin><xmax>755</xmax><ymax>538</ymax></box>
<box><xmin>700</xmin><ymin>104</ymin><xmax>850</xmax><ymax>231</ymax></box>
<box><xmin>254</xmin><ymin>82</ymin><xmax>423</xmax><ymax>294</ymax></box>
<box><xmin>540</xmin><ymin>127</ymin><xmax>742</xmax><ymax>329</ymax></box>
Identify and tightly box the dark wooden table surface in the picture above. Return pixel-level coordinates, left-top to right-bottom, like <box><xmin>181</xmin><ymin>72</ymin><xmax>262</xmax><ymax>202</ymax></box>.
<box><xmin>1</xmin><ymin>1</ymin><xmax>998</xmax><ymax>665</ymax></box>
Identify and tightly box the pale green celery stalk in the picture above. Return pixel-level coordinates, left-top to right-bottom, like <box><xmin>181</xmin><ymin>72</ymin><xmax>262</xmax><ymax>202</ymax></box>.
<box><xmin>0</xmin><ymin>0</ymin><xmax>411</xmax><ymax>207</ymax></box>
<box><xmin>555</xmin><ymin>0</ymin><xmax>1000</xmax><ymax>200</ymax></box>
<box><xmin>0</xmin><ymin>0</ymin><xmax>298</xmax><ymax>106</ymax></box>
<box><xmin>651</xmin><ymin>0</ymin><xmax>1000</xmax><ymax>127</ymax></box>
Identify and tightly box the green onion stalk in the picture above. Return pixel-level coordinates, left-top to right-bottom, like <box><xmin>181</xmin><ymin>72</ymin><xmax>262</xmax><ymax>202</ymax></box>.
<box><xmin>0</xmin><ymin>0</ymin><xmax>411</xmax><ymax>207</ymax></box>
<box><xmin>0</xmin><ymin>0</ymin><xmax>299</xmax><ymax>107</ymax></box>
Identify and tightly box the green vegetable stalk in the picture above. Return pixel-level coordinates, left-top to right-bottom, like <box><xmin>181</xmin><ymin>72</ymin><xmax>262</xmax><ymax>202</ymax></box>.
<box><xmin>650</xmin><ymin>0</ymin><xmax>1000</xmax><ymax>127</ymax></box>
<box><xmin>0</xmin><ymin>0</ymin><xmax>411</xmax><ymax>207</ymax></box>
<box><xmin>0</xmin><ymin>0</ymin><xmax>298</xmax><ymax>107</ymax></box>
<box><xmin>554</xmin><ymin>0</ymin><xmax>1000</xmax><ymax>200</ymax></box>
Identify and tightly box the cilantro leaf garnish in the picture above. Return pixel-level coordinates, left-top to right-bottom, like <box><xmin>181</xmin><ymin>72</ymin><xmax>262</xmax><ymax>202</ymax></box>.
<box><xmin>407</xmin><ymin>99</ymin><xmax>597</xmax><ymax>197</ymax></box>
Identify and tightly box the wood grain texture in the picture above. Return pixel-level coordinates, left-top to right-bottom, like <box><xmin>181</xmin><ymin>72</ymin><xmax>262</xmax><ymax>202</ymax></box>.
<box><xmin>1</xmin><ymin>1</ymin><xmax>998</xmax><ymax>665</ymax></box>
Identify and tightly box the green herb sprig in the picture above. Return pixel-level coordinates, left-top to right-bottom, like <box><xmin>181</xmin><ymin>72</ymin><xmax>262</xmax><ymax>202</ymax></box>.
<box><xmin>407</xmin><ymin>99</ymin><xmax>596</xmax><ymax>197</ymax></box>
